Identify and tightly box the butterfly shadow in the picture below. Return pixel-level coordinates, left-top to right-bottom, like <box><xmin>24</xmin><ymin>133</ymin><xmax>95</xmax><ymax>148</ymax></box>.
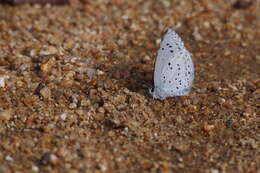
<box><xmin>109</xmin><ymin>62</ymin><xmax>154</xmax><ymax>98</ymax></box>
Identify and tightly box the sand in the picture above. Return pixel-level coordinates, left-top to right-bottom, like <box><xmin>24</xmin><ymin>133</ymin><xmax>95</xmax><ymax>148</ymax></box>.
<box><xmin>0</xmin><ymin>0</ymin><xmax>259</xmax><ymax>172</ymax></box>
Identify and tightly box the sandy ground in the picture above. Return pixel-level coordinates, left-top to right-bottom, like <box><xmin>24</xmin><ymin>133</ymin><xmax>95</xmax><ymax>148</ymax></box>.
<box><xmin>0</xmin><ymin>0</ymin><xmax>259</xmax><ymax>172</ymax></box>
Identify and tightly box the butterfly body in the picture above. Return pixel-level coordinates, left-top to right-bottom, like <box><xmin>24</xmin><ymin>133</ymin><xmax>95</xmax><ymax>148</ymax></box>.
<box><xmin>150</xmin><ymin>28</ymin><xmax>194</xmax><ymax>100</ymax></box>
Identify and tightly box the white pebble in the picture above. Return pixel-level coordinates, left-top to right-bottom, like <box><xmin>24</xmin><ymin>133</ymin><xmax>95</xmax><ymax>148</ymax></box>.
<box><xmin>97</xmin><ymin>69</ymin><xmax>104</xmax><ymax>75</ymax></box>
<box><xmin>143</xmin><ymin>55</ymin><xmax>151</xmax><ymax>61</ymax></box>
<box><xmin>59</xmin><ymin>113</ymin><xmax>67</xmax><ymax>121</ymax></box>
<box><xmin>5</xmin><ymin>155</ymin><xmax>13</xmax><ymax>161</ymax></box>
<box><xmin>211</xmin><ymin>169</ymin><xmax>219</xmax><ymax>173</ymax></box>
<box><xmin>32</xmin><ymin>165</ymin><xmax>39</xmax><ymax>172</ymax></box>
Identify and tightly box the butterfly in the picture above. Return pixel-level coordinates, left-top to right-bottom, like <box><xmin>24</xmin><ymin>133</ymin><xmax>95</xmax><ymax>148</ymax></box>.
<box><xmin>150</xmin><ymin>28</ymin><xmax>194</xmax><ymax>100</ymax></box>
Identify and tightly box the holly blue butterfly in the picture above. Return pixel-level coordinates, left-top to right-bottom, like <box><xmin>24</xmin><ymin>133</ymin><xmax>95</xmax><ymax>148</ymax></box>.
<box><xmin>150</xmin><ymin>28</ymin><xmax>194</xmax><ymax>100</ymax></box>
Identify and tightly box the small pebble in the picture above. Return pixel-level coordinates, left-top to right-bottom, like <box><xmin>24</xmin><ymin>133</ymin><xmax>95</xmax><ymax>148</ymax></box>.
<box><xmin>172</xmin><ymin>141</ymin><xmax>189</xmax><ymax>153</ymax></box>
<box><xmin>98</xmin><ymin>107</ymin><xmax>105</xmax><ymax>114</ymax></box>
<box><xmin>39</xmin><ymin>152</ymin><xmax>58</xmax><ymax>166</ymax></box>
<box><xmin>193</xmin><ymin>27</ymin><xmax>203</xmax><ymax>41</ymax></box>
<box><xmin>50</xmin><ymin>154</ymin><xmax>58</xmax><ymax>164</ymax></box>
<box><xmin>256</xmin><ymin>55</ymin><xmax>260</xmax><ymax>62</ymax></box>
<box><xmin>204</xmin><ymin>124</ymin><xmax>215</xmax><ymax>132</ymax></box>
<box><xmin>97</xmin><ymin>69</ymin><xmax>104</xmax><ymax>75</ymax></box>
<box><xmin>5</xmin><ymin>155</ymin><xmax>13</xmax><ymax>161</ymax></box>
<box><xmin>69</xmin><ymin>103</ymin><xmax>77</xmax><ymax>109</ymax></box>
<box><xmin>226</xmin><ymin>119</ymin><xmax>233</xmax><ymax>128</ymax></box>
<box><xmin>46</xmin><ymin>46</ymin><xmax>58</xmax><ymax>54</ymax></box>
<box><xmin>143</xmin><ymin>55</ymin><xmax>151</xmax><ymax>61</ymax></box>
<box><xmin>31</xmin><ymin>165</ymin><xmax>39</xmax><ymax>172</ymax></box>
<box><xmin>211</xmin><ymin>169</ymin><xmax>219</xmax><ymax>173</ymax></box>
<box><xmin>59</xmin><ymin>113</ymin><xmax>67</xmax><ymax>121</ymax></box>
<box><xmin>39</xmin><ymin>87</ymin><xmax>52</xmax><ymax>99</ymax></box>
<box><xmin>40</xmin><ymin>58</ymin><xmax>55</xmax><ymax>72</ymax></box>
<box><xmin>0</xmin><ymin>109</ymin><xmax>12</xmax><ymax>120</ymax></box>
